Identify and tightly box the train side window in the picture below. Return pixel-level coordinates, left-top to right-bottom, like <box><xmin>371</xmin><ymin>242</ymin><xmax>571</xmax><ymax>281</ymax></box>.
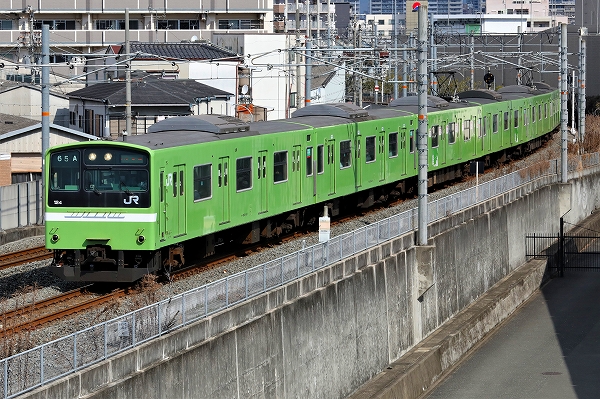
<box><xmin>538</xmin><ymin>104</ymin><xmax>542</xmax><ymax>121</ymax></box>
<box><xmin>531</xmin><ymin>106</ymin><xmax>535</xmax><ymax>122</ymax></box>
<box><xmin>160</xmin><ymin>171</ymin><xmax>164</xmax><ymax>202</ymax></box>
<box><xmin>193</xmin><ymin>164</ymin><xmax>211</xmax><ymax>201</ymax></box>
<box><xmin>544</xmin><ymin>103</ymin><xmax>548</xmax><ymax>119</ymax></box>
<box><xmin>236</xmin><ymin>156</ymin><xmax>252</xmax><ymax>191</ymax></box>
<box><xmin>339</xmin><ymin>140</ymin><xmax>351</xmax><ymax>168</ymax></box>
<box><xmin>317</xmin><ymin>145</ymin><xmax>324</xmax><ymax>174</ymax></box>
<box><xmin>480</xmin><ymin>117</ymin><xmax>487</xmax><ymax>137</ymax></box>
<box><xmin>514</xmin><ymin>110</ymin><xmax>519</xmax><ymax>128</ymax></box>
<box><xmin>431</xmin><ymin>126</ymin><xmax>440</xmax><ymax>147</ymax></box>
<box><xmin>172</xmin><ymin>172</ymin><xmax>177</xmax><ymax>197</ymax></box>
<box><xmin>504</xmin><ymin>112</ymin><xmax>509</xmax><ymax>130</ymax></box>
<box><xmin>523</xmin><ymin>109</ymin><xmax>528</xmax><ymax>126</ymax></box>
<box><xmin>179</xmin><ymin>170</ymin><xmax>184</xmax><ymax>196</ymax></box>
<box><xmin>447</xmin><ymin>124</ymin><xmax>455</xmax><ymax>144</ymax></box>
<box><xmin>365</xmin><ymin>136</ymin><xmax>376</xmax><ymax>163</ymax></box>
<box><xmin>463</xmin><ymin>119</ymin><xmax>471</xmax><ymax>141</ymax></box>
<box><xmin>273</xmin><ymin>151</ymin><xmax>288</xmax><ymax>183</ymax></box>
<box><xmin>409</xmin><ymin>130</ymin><xmax>415</xmax><ymax>152</ymax></box>
<box><xmin>389</xmin><ymin>132</ymin><xmax>398</xmax><ymax>156</ymax></box>
<box><xmin>306</xmin><ymin>147</ymin><xmax>313</xmax><ymax>176</ymax></box>
<box><xmin>492</xmin><ymin>114</ymin><xmax>498</xmax><ymax>133</ymax></box>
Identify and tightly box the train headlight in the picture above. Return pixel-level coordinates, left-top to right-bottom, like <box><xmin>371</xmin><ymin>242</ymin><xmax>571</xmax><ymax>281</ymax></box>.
<box><xmin>137</xmin><ymin>235</ymin><xmax>145</xmax><ymax>244</ymax></box>
<box><xmin>51</xmin><ymin>234</ymin><xmax>59</xmax><ymax>243</ymax></box>
<box><xmin>104</xmin><ymin>152</ymin><xmax>112</xmax><ymax>161</ymax></box>
<box><xmin>88</xmin><ymin>152</ymin><xmax>97</xmax><ymax>161</ymax></box>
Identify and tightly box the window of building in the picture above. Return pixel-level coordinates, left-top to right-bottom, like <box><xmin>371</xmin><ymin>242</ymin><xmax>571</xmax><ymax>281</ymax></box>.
<box><xmin>365</xmin><ymin>136</ymin><xmax>376</xmax><ymax>162</ymax></box>
<box><xmin>34</xmin><ymin>20</ymin><xmax>76</xmax><ymax>30</ymax></box>
<box><xmin>218</xmin><ymin>19</ymin><xmax>264</xmax><ymax>29</ymax></box>
<box><xmin>236</xmin><ymin>156</ymin><xmax>252</xmax><ymax>191</ymax></box>
<box><xmin>0</xmin><ymin>20</ymin><xmax>12</xmax><ymax>30</ymax></box>
<box><xmin>273</xmin><ymin>151</ymin><xmax>287</xmax><ymax>182</ymax></box>
<box><xmin>339</xmin><ymin>140</ymin><xmax>351</xmax><ymax>168</ymax></box>
<box><xmin>389</xmin><ymin>132</ymin><xmax>398</xmax><ymax>156</ymax></box>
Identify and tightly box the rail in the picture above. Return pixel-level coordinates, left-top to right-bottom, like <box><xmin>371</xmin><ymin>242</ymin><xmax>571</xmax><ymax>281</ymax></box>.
<box><xmin>1</xmin><ymin>154</ymin><xmax>599</xmax><ymax>398</ymax></box>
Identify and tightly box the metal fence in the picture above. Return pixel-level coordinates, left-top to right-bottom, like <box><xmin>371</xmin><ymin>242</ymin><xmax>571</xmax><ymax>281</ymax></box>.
<box><xmin>1</xmin><ymin>154</ymin><xmax>597</xmax><ymax>398</ymax></box>
<box><xmin>0</xmin><ymin>181</ymin><xmax>43</xmax><ymax>231</ymax></box>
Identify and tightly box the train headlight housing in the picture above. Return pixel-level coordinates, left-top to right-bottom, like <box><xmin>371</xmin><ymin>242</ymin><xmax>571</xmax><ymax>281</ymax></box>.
<box><xmin>51</xmin><ymin>234</ymin><xmax>59</xmax><ymax>243</ymax></box>
<box><xmin>104</xmin><ymin>152</ymin><xmax>112</xmax><ymax>161</ymax></box>
<box><xmin>88</xmin><ymin>152</ymin><xmax>97</xmax><ymax>161</ymax></box>
<box><xmin>137</xmin><ymin>235</ymin><xmax>145</xmax><ymax>244</ymax></box>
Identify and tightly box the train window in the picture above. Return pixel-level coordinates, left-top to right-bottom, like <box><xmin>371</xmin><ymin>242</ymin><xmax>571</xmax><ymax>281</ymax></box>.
<box><xmin>544</xmin><ymin>103</ymin><xmax>548</xmax><ymax>119</ymax></box>
<box><xmin>492</xmin><ymin>114</ymin><xmax>498</xmax><ymax>133</ymax></box>
<box><xmin>194</xmin><ymin>164</ymin><xmax>212</xmax><ymax>201</ymax></box>
<box><xmin>514</xmin><ymin>110</ymin><xmax>519</xmax><ymax>128</ymax></box>
<box><xmin>306</xmin><ymin>147</ymin><xmax>313</xmax><ymax>176</ymax></box>
<box><xmin>172</xmin><ymin>172</ymin><xmax>177</xmax><ymax>197</ymax></box>
<box><xmin>504</xmin><ymin>112</ymin><xmax>509</xmax><ymax>130</ymax></box>
<box><xmin>389</xmin><ymin>132</ymin><xmax>398</xmax><ymax>156</ymax></box>
<box><xmin>463</xmin><ymin>119</ymin><xmax>471</xmax><ymax>141</ymax></box>
<box><xmin>49</xmin><ymin>150</ymin><xmax>80</xmax><ymax>191</ymax></box>
<box><xmin>531</xmin><ymin>106</ymin><xmax>535</xmax><ymax>122</ymax></box>
<box><xmin>431</xmin><ymin>126</ymin><xmax>440</xmax><ymax>147</ymax></box>
<box><xmin>410</xmin><ymin>130</ymin><xmax>415</xmax><ymax>152</ymax></box>
<box><xmin>179</xmin><ymin>170</ymin><xmax>184</xmax><ymax>196</ymax></box>
<box><xmin>317</xmin><ymin>145</ymin><xmax>324</xmax><ymax>174</ymax></box>
<box><xmin>523</xmin><ymin>109</ymin><xmax>528</xmax><ymax>126</ymax></box>
<box><xmin>236</xmin><ymin>156</ymin><xmax>252</xmax><ymax>191</ymax></box>
<box><xmin>538</xmin><ymin>104</ymin><xmax>542</xmax><ymax>121</ymax></box>
<box><xmin>273</xmin><ymin>151</ymin><xmax>288</xmax><ymax>183</ymax></box>
<box><xmin>447</xmin><ymin>123</ymin><xmax>455</xmax><ymax>144</ymax></box>
<box><xmin>481</xmin><ymin>117</ymin><xmax>487</xmax><ymax>137</ymax></box>
<box><xmin>340</xmin><ymin>140</ymin><xmax>351</xmax><ymax>168</ymax></box>
<box><xmin>160</xmin><ymin>171</ymin><xmax>164</xmax><ymax>202</ymax></box>
<box><xmin>365</xmin><ymin>136</ymin><xmax>376</xmax><ymax>163</ymax></box>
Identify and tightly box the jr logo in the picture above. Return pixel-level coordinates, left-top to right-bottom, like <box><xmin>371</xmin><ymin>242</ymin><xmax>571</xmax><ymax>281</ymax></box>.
<box><xmin>124</xmin><ymin>195</ymin><xmax>139</xmax><ymax>205</ymax></box>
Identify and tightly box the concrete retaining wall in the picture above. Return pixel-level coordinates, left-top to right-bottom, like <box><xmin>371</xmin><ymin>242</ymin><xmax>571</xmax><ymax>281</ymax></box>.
<box><xmin>22</xmin><ymin>170</ymin><xmax>600</xmax><ymax>399</ymax></box>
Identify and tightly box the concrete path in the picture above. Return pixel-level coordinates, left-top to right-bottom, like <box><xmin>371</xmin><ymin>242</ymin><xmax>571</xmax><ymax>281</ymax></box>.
<box><xmin>425</xmin><ymin>270</ymin><xmax>600</xmax><ymax>399</ymax></box>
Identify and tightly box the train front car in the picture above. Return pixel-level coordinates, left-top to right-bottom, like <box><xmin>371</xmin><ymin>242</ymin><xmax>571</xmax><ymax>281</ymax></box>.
<box><xmin>46</xmin><ymin>142</ymin><xmax>159</xmax><ymax>282</ymax></box>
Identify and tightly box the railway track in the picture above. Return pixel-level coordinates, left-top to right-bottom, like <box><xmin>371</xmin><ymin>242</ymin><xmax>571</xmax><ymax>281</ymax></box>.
<box><xmin>0</xmin><ymin>245</ymin><xmax>52</xmax><ymax>270</ymax></box>
<box><xmin>0</xmin><ymin>286</ymin><xmax>127</xmax><ymax>335</ymax></box>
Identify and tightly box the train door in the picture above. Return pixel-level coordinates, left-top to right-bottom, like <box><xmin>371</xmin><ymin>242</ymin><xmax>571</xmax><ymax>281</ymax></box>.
<box><xmin>354</xmin><ymin>135</ymin><xmax>362</xmax><ymax>187</ymax></box>
<box><xmin>159</xmin><ymin>168</ymin><xmax>167</xmax><ymax>241</ymax></box>
<box><xmin>217</xmin><ymin>157</ymin><xmax>230</xmax><ymax>224</ymax></box>
<box><xmin>257</xmin><ymin>150</ymin><xmax>268</xmax><ymax>214</ymax></box>
<box><xmin>174</xmin><ymin>165</ymin><xmax>186</xmax><ymax>237</ymax></box>
<box><xmin>398</xmin><ymin>129</ymin><xmax>407</xmax><ymax>175</ymax></box>
<box><xmin>292</xmin><ymin>145</ymin><xmax>302</xmax><ymax>204</ymax></box>
<box><xmin>327</xmin><ymin>139</ymin><xmax>336</xmax><ymax>195</ymax></box>
<box><xmin>378</xmin><ymin>131</ymin><xmax>386</xmax><ymax>181</ymax></box>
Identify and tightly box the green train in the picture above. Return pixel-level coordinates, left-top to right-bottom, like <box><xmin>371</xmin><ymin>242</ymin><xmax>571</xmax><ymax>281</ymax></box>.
<box><xmin>46</xmin><ymin>84</ymin><xmax>560</xmax><ymax>282</ymax></box>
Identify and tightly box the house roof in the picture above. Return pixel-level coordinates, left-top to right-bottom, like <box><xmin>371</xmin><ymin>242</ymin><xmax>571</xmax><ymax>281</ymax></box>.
<box><xmin>311</xmin><ymin>64</ymin><xmax>339</xmax><ymax>90</ymax></box>
<box><xmin>67</xmin><ymin>77</ymin><xmax>234</xmax><ymax>106</ymax></box>
<box><xmin>0</xmin><ymin>113</ymin><xmax>97</xmax><ymax>141</ymax></box>
<box><xmin>114</xmin><ymin>42</ymin><xmax>242</xmax><ymax>62</ymax></box>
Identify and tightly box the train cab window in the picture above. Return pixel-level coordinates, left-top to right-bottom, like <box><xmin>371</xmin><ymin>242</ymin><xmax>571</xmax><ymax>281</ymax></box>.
<box><xmin>514</xmin><ymin>110</ymin><xmax>519</xmax><ymax>128</ymax></box>
<box><xmin>317</xmin><ymin>145</ymin><xmax>324</xmax><ymax>174</ymax></box>
<box><xmin>49</xmin><ymin>150</ymin><xmax>80</xmax><ymax>191</ymax></box>
<box><xmin>273</xmin><ymin>151</ymin><xmax>288</xmax><ymax>183</ymax></box>
<box><xmin>447</xmin><ymin>123</ymin><xmax>455</xmax><ymax>144</ymax></box>
<box><xmin>236</xmin><ymin>156</ymin><xmax>252</xmax><ymax>191</ymax></box>
<box><xmin>463</xmin><ymin>119</ymin><xmax>471</xmax><ymax>141</ymax></box>
<box><xmin>340</xmin><ymin>140</ymin><xmax>351</xmax><ymax>168</ymax></box>
<box><xmin>492</xmin><ymin>114</ymin><xmax>498</xmax><ymax>133</ymax></box>
<box><xmin>365</xmin><ymin>136</ymin><xmax>376</xmax><ymax>163</ymax></box>
<box><xmin>431</xmin><ymin>125</ymin><xmax>440</xmax><ymax>147</ymax></box>
<box><xmin>193</xmin><ymin>164</ymin><xmax>211</xmax><ymax>201</ymax></box>
<box><xmin>389</xmin><ymin>132</ymin><xmax>398</xmax><ymax>156</ymax></box>
<box><xmin>306</xmin><ymin>147</ymin><xmax>313</xmax><ymax>176</ymax></box>
<box><xmin>504</xmin><ymin>112</ymin><xmax>509</xmax><ymax>130</ymax></box>
<box><xmin>409</xmin><ymin>130</ymin><xmax>415</xmax><ymax>152</ymax></box>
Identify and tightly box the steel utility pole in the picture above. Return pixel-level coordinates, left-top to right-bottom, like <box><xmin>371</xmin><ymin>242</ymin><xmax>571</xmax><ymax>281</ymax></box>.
<box><xmin>41</xmin><ymin>25</ymin><xmax>49</xmax><ymax>206</ymax></box>
<box><xmin>125</xmin><ymin>8</ymin><xmax>132</xmax><ymax>142</ymax></box>
<box><xmin>417</xmin><ymin>4</ymin><xmax>429</xmax><ymax>246</ymax></box>
<box><xmin>560</xmin><ymin>22</ymin><xmax>568</xmax><ymax>183</ymax></box>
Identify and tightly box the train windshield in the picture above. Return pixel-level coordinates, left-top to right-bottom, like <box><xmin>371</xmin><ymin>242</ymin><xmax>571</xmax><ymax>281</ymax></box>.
<box><xmin>48</xmin><ymin>146</ymin><xmax>150</xmax><ymax>208</ymax></box>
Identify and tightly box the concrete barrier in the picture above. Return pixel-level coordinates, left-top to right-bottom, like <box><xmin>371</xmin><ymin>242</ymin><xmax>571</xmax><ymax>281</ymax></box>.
<box><xmin>21</xmin><ymin>170</ymin><xmax>600</xmax><ymax>399</ymax></box>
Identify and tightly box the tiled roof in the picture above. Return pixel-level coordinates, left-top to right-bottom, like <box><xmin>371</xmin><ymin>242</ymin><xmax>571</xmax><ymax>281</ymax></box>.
<box><xmin>124</xmin><ymin>42</ymin><xmax>242</xmax><ymax>61</ymax></box>
<box><xmin>311</xmin><ymin>64</ymin><xmax>338</xmax><ymax>90</ymax></box>
<box><xmin>0</xmin><ymin>113</ymin><xmax>38</xmax><ymax>135</ymax></box>
<box><xmin>67</xmin><ymin>77</ymin><xmax>234</xmax><ymax>106</ymax></box>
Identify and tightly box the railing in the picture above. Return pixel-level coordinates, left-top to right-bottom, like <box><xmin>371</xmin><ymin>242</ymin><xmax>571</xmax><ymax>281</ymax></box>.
<box><xmin>0</xmin><ymin>181</ymin><xmax>43</xmax><ymax>232</ymax></box>
<box><xmin>0</xmin><ymin>155</ymin><xmax>577</xmax><ymax>398</ymax></box>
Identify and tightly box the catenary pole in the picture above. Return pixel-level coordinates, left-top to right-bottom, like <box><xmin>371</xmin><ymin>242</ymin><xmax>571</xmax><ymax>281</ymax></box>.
<box><xmin>560</xmin><ymin>23</ymin><xmax>568</xmax><ymax>183</ymax></box>
<box><xmin>41</xmin><ymin>25</ymin><xmax>49</xmax><ymax>202</ymax></box>
<box><xmin>417</xmin><ymin>4</ymin><xmax>429</xmax><ymax>246</ymax></box>
<box><xmin>578</xmin><ymin>27</ymin><xmax>587</xmax><ymax>143</ymax></box>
